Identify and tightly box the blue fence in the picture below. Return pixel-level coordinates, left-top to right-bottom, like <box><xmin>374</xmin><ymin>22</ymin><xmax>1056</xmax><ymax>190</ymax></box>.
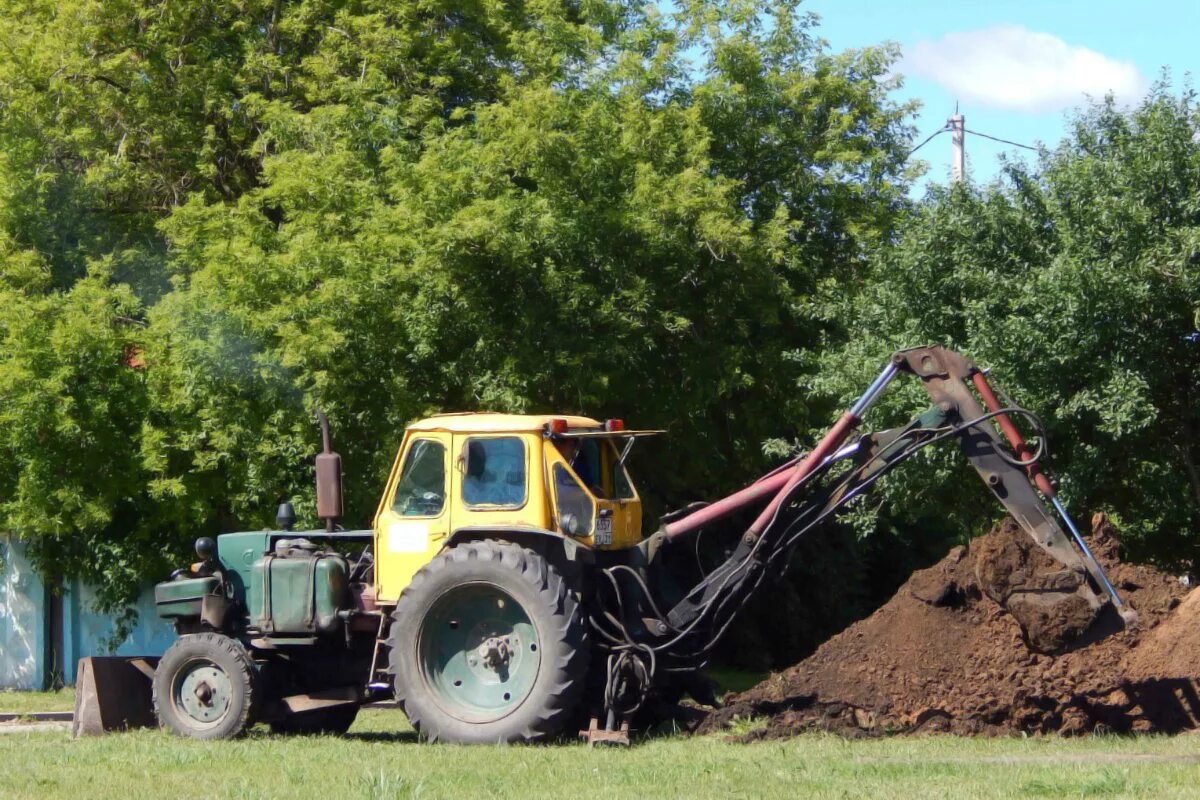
<box><xmin>0</xmin><ymin>537</ymin><xmax>175</xmax><ymax>689</ymax></box>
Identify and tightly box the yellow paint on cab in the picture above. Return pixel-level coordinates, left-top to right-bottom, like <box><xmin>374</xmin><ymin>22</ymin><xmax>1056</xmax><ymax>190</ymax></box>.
<box><xmin>373</xmin><ymin>414</ymin><xmax>645</xmax><ymax>602</ymax></box>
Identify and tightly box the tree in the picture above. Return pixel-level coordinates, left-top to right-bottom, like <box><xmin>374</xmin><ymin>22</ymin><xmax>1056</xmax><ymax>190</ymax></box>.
<box><xmin>0</xmin><ymin>0</ymin><xmax>914</xmax><ymax>614</ymax></box>
<box><xmin>0</xmin><ymin>247</ymin><xmax>154</xmax><ymax>613</ymax></box>
<box><xmin>814</xmin><ymin>86</ymin><xmax>1200</xmax><ymax>568</ymax></box>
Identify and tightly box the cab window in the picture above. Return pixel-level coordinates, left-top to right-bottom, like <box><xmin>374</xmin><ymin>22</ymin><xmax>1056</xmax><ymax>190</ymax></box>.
<box><xmin>553</xmin><ymin>464</ymin><xmax>594</xmax><ymax>537</ymax></box>
<box><xmin>605</xmin><ymin>440</ymin><xmax>636</xmax><ymax>500</ymax></box>
<box><xmin>391</xmin><ymin>439</ymin><xmax>447</xmax><ymax>517</ymax></box>
<box><xmin>462</xmin><ymin>437</ymin><xmax>527</xmax><ymax>508</ymax></box>
<box><xmin>572</xmin><ymin>439</ymin><xmax>603</xmax><ymax>495</ymax></box>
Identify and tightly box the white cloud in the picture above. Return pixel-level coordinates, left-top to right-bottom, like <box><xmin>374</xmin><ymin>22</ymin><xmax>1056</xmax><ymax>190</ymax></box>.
<box><xmin>902</xmin><ymin>25</ymin><xmax>1148</xmax><ymax>113</ymax></box>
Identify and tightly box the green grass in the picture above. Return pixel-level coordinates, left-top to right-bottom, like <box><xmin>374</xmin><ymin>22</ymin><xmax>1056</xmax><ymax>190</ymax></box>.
<box><xmin>0</xmin><ymin>689</ymin><xmax>74</xmax><ymax>714</ymax></box>
<box><xmin>2</xmin><ymin>709</ymin><xmax>1200</xmax><ymax>799</ymax></box>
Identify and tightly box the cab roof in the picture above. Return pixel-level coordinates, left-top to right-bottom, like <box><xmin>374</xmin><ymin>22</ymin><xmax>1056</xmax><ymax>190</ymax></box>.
<box><xmin>406</xmin><ymin>412</ymin><xmax>602</xmax><ymax>434</ymax></box>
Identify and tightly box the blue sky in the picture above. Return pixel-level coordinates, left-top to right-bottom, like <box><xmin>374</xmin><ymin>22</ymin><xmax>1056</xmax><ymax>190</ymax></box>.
<box><xmin>804</xmin><ymin>0</ymin><xmax>1200</xmax><ymax>186</ymax></box>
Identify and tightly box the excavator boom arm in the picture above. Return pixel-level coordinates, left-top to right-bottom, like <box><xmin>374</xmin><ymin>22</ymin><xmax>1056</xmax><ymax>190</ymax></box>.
<box><xmin>607</xmin><ymin>347</ymin><xmax>1127</xmax><ymax>686</ymax></box>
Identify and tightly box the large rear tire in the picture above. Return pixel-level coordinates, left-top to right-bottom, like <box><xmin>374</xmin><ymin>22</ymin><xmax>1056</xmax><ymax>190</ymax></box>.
<box><xmin>389</xmin><ymin>540</ymin><xmax>588</xmax><ymax>743</ymax></box>
<box><xmin>153</xmin><ymin>633</ymin><xmax>255</xmax><ymax>740</ymax></box>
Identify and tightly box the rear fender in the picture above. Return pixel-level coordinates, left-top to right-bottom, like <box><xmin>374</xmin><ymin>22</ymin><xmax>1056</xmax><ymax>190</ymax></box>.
<box><xmin>445</xmin><ymin>526</ymin><xmax>594</xmax><ymax>583</ymax></box>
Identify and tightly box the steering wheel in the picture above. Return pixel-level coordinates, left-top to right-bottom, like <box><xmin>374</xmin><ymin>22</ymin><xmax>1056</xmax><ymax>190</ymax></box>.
<box><xmin>404</xmin><ymin>490</ymin><xmax>443</xmax><ymax>515</ymax></box>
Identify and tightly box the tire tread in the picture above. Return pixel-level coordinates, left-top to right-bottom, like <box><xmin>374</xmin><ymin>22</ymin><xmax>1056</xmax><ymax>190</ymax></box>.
<box><xmin>388</xmin><ymin>540</ymin><xmax>588</xmax><ymax>743</ymax></box>
<box><xmin>152</xmin><ymin>632</ymin><xmax>255</xmax><ymax>740</ymax></box>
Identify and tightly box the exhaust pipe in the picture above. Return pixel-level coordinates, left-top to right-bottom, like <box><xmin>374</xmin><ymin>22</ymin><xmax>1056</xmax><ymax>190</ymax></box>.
<box><xmin>314</xmin><ymin>410</ymin><xmax>343</xmax><ymax>532</ymax></box>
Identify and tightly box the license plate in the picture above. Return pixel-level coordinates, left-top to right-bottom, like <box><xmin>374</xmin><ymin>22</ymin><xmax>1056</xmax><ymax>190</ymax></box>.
<box><xmin>594</xmin><ymin>516</ymin><xmax>613</xmax><ymax>546</ymax></box>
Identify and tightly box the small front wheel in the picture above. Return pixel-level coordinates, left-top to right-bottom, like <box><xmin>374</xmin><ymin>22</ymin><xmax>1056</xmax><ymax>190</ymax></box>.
<box><xmin>153</xmin><ymin>633</ymin><xmax>256</xmax><ymax>739</ymax></box>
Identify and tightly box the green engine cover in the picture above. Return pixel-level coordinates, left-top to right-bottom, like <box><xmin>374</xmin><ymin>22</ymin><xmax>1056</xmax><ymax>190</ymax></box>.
<box><xmin>215</xmin><ymin>531</ymin><xmax>272</xmax><ymax>598</ymax></box>
<box><xmin>154</xmin><ymin>576</ymin><xmax>221</xmax><ymax>619</ymax></box>
<box><xmin>156</xmin><ymin>530</ymin><xmax>359</xmax><ymax>634</ymax></box>
<box><xmin>246</xmin><ymin>547</ymin><xmax>349</xmax><ymax>635</ymax></box>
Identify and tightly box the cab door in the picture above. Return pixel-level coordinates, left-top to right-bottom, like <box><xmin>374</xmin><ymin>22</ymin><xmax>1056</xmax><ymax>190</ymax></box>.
<box><xmin>548</xmin><ymin>438</ymin><xmax>642</xmax><ymax>550</ymax></box>
<box><xmin>600</xmin><ymin>438</ymin><xmax>643</xmax><ymax>548</ymax></box>
<box><xmin>547</xmin><ymin>446</ymin><xmax>599</xmax><ymax>544</ymax></box>
<box><xmin>375</xmin><ymin>431</ymin><xmax>453</xmax><ymax>601</ymax></box>
<box><xmin>449</xmin><ymin>433</ymin><xmax>539</xmax><ymax>530</ymax></box>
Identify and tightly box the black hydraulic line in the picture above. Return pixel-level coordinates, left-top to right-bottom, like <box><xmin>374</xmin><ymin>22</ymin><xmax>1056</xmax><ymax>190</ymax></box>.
<box><xmin>665</xmin><ymin>449</ymin><xmax>846</xmax><ymax>609</ymax></box>
<box><xmin>646</xmin><ymin>406</ymin><xmax>1050</xmax><ymax>663</ymax></box>
<box><xmin>675</xmin><ymin>437</ymin><xmax>954</xmax><ymax>662</ymax></box>
<box><xmin>647</xmin><ymin>433</ymin><xmax>886</xmax><ymax>653</ymax></box>
<box><xmin>649</xmin><ymin>434</ymin><xmax>874</xmax><ymax>642</ymax></box>
<box><xmin>589</xmin><ymin>616</ymin><xmax>627</xmax><ymax>646</ymax></box>
<box><xmin>658</xmin><ymin>457</ymin><xmax>911</xmax><ymax>663</ymax></box>
<box><xmin>588</xmin><ymin>395</ymin><xmax>1063</xmax><ymax>739</ymax></box>
<box><xmin>587</xmin><ymin>404</ymin><xmax>1054</xmax><ymax>683</ymax></box>
<box><xmin>606</xmin><ymin>564</ymin><xmax>674</xmax><ymax>626</ymax></box>
<box><xmin>761</xmin><ymin>407</ymin><xmax>1047</xmax><ymax>575</ymax></box>
<box><xmin>608</xmin><ymin>429</ymin><xmax>874</xmax><ymax>659</ymax></box>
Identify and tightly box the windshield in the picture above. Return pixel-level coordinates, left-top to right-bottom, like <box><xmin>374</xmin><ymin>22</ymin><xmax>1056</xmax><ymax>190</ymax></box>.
<box><xmin>391</xmin><ymin>439</ymin><xmax>447</xmax><ymax>516</ymax></box>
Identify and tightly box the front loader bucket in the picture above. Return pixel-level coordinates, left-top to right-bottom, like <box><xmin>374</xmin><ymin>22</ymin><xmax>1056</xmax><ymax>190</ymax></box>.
<box><xmin>72</xmin><ymin>657</ymin><xmax>159</xmax><ymax>736</ymax></box>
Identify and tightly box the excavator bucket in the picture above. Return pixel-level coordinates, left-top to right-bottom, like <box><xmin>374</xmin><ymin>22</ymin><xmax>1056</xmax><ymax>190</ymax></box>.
<box><xmin>973</xmin><ymin>516</ymin><xmax>1116</xmax><ymax>653</ymax></box>
<box><xmin>72</xmin><ymin>657</ymin><xmax>159</xmax><ymax>736</ymax></box>
<box><xmin>894</xmin><ymin>346</ymin><xmax>1134</xmax><ymax>648</ymax></box>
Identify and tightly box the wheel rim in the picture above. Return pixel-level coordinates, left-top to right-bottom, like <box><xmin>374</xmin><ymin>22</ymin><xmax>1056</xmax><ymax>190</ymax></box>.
<box><xmin>417</xmin><ymin>582</ymin><xmax>541</xmax><ymax>723</ymax></box>
<box><xmin>172</xmin><ymin>658</ymin><xmax>234</xmax><ymax>729</ymax></box>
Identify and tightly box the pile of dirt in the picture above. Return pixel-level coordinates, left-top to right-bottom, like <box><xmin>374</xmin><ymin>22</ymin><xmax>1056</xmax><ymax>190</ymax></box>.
<box><xmin>701</xmin><ymin>514</ymin><xmax>1200</xmax><ymax>738</ymax></box>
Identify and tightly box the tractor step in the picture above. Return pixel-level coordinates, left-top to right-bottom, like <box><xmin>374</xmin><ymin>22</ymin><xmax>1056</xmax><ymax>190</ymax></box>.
<box><xmin>365</xmin><ymin>614</ymin><xmax>393</xmax><ymax>694</ymax></box>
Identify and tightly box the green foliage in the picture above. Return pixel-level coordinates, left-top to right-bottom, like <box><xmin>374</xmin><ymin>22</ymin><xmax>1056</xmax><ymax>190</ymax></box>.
<box><xmin>3</xmin><ymin>0</ymin><xmax>1197</xmax><ymax>645</ymax></box>
<box><xmin>1</xmin><ymin>0</ymin><xmax>1197</xmax><ymax>663</ymax></box>
<box><xmin>0</xmin><ymin>249</ymin><xmax>157</xmax><ymax>611</ymax></box>
<box><xmin>0</xmin><ymin>0</ymin><xmax>912</xmax><ymax>613</ymax></box>
<box><xmin>816</xmin><ymin>86</ymin><xmax>1200</xmax><ymax>567</ymax></box>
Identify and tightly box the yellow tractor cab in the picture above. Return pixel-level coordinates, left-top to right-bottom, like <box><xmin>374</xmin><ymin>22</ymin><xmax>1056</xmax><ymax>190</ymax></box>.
<box><xmin>373</xmin><ymin>413</ymin><xmax>663</xmax><ymax>603</ymax></box>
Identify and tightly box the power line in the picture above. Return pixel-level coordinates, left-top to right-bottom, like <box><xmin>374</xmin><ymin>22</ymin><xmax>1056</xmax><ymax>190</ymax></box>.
<box><xmin>904</xmin><ymin>123</ymin><xmax>950</xmax><ymax>159</ymax></box>
<box><xmin>903</xmin><ymin>123</ymin><xmax>1039</xmax><ymax>164</ymax></box>
<box><xmin>961</xmin><ymin>127</ymin><xmax>1040</xmax><ymax>152</ymax></box>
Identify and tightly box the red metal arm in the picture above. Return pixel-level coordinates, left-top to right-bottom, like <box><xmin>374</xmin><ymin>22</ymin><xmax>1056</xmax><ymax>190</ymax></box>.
<box><xmin>662</xmin><ymin>362</ymin><xmax>899</xmax><ymax>540</ymax></box>
<box><xmin>745</xmin><ymin>411</ymin><xmax>860</xmax><ymax>537</ymax></box>
<box><xmin>661</xmin><ymin>466</ymin><xmax>796</xmax><ymax>539</ymax></box>
<box><xmin>970</xmin><ymin>372</ymin><xmax>1056</xmax><ymax>498</ymax></box>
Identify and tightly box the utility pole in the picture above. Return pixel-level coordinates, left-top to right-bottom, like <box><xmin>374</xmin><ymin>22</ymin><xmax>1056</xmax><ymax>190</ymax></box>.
<box><xmin>949</xmin><ymin>109</ymin><xmax>965</xmax><ymax>183</ymax></box>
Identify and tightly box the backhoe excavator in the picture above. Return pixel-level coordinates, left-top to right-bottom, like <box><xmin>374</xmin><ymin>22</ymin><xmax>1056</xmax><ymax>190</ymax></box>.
<box><xmin>75</xmin><ymin>346</ymin><xmax>1133</xmax><ymax>743</ymax></box>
